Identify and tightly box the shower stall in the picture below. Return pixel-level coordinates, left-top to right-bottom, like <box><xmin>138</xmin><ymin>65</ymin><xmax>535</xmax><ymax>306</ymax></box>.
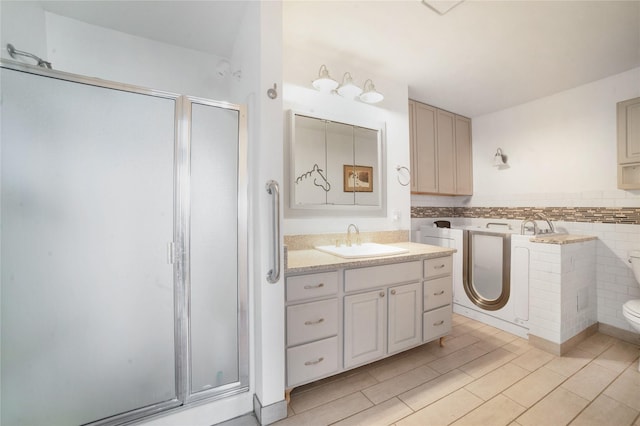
<box><xmin>1</xmin><ymin>61</ymin><xmax>248</xmax><ymax>425</ymax></box>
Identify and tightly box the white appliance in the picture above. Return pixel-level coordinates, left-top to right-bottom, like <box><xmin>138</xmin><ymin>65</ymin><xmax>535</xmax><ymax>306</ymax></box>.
<box><xmin>419</xmin><ymin>224</ymin><xmax>530</xmax><ymax>338</ymax></box>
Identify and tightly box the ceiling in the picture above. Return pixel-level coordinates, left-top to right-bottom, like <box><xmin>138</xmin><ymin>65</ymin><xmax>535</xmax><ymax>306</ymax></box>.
<box><xmin>284</xmin><ymin>0</ymin><xmax>640</xmax><ymax>117</ymax></box>
<box><xmin>38</xmin><ymin>0</ymin><xmax>640</xmax><ymax>117</ymax></box>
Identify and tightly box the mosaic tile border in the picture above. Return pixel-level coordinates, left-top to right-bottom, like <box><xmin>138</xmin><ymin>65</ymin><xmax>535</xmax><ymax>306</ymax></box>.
<box><xmin>411</xmin><ymin>206</ymin><xmax>640</xmax><ymax>225</ymax></box>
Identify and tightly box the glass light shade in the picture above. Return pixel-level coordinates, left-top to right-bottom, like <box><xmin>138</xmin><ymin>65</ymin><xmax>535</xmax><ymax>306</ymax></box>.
<box><xmin>337</xmin><ymin>73</ymin><xmax>363</xmax><ymax>99</ymax></box>
<box><xmin>493</xmin><ymin>148</ymin><xmax>506</xmax><ymax>166</ymax></box>
<box><xmin>359</xmin><ymin>79</ymin><xmax>384</xmax><ymax>103</ymax></box>
<box><xmin>312</xmin><ymin>65</ymin><xmax>338</xmax><ymax>92</ymax></box>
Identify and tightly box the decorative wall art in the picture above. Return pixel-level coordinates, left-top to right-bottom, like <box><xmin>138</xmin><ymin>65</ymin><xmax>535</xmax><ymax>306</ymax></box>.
<box><xmin>343</xmin><ymin>165</ymin><xmax>373</xmax><ymax>192</ymax></box>
<box><xmin>295</xmin><ymin>163</ymin><xmax>331</xmax><ymax>192</ymax></box>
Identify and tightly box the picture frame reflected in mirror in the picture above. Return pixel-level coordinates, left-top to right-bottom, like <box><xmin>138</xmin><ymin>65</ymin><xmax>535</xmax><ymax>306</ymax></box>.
<box><xmin>343</xmin><ymin>165</ymin><xmax>373</xmax><ymax>192</ymax></box>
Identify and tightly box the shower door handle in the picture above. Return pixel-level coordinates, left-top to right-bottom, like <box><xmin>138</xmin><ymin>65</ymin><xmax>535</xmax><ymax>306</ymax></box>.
<box><xmin>266</xmin><ymin>180</ymin><xmax>281</xmax><ymax>284</ymax></box>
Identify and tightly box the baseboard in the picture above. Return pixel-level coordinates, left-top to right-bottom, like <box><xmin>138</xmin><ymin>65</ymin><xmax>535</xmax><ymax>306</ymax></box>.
<box><xmin>598</xmin><ymin>323</ymin><xmax>640</xmax><ymax>346</ymax></box>
<box><xmin>529</xmin><ymin>323</ymin><xmax>598</xmax><ymax>356</ymax></box>
<box><xmin>253</xmin><ymin>394</ymin><xmax>287</xmax><ymax>425</ymax></box>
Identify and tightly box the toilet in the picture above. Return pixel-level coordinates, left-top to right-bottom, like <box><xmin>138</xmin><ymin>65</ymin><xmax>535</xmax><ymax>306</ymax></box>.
<box><xmin>623</xmin><ymin>250</ymin><xmax>640</xmax><ymax>371</ymax></box>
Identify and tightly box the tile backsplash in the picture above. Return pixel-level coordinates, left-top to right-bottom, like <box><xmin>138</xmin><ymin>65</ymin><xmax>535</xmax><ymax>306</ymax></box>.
<box><xmin>412</xmin><ymin>206</ymin><xmax>640</xmax><ymax>225</ymax></box>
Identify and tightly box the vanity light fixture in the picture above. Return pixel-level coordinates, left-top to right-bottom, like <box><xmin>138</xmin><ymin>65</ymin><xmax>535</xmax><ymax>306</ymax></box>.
<box><xmin>337</xmin><ymin>72</ymin><xmax>363</xmax><ymax>99</ymax></box>
<box><xmin>312</xmin><ymin>64</ymin><xmax>339</xmax><ymax>93</ymax></box>
<box><xmin>360</xmin><ymin>79</ymin><xmax>384</xmax><ymax>104</ymax></box>
<box><xmin>311</xmin><ymin>65</ymin><xmax>384</xmax><ymax>104</ymax></box>
<box><xmin>493</xmin><ymin>148</ymin><xmax>507</xmax><ymax>167</ymax></box>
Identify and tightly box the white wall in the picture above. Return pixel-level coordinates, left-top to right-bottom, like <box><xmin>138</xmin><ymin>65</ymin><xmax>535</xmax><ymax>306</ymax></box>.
<box><xmin>0</xmin><ymin>1</ymin><xmax>48</xmax><ymax>64</ymax></box>
<box><xmin>470</xmin><ymin>67</ymin><xmax>640</xmax><ymax>199</ymax></box>
<box><xmin>282</xmin><ymin>44</ymin><xmax>411</xmax><ymax>236</ymax></box>
<box><xmin>44</xmin><ymin>12</ymin><xmax>233</xmax><ymax>100</ymax></box>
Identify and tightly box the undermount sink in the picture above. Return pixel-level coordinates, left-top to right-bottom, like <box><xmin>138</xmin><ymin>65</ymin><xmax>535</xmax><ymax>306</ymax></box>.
<box><xmin>315</xmin><ymin>242</ymin><xmax>409</xmax><ymax>259</ymax></box>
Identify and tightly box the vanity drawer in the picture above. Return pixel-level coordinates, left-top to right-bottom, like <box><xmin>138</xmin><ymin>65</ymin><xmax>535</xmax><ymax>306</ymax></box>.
<box><xmin>287</xmin><ymin>299</ymin><xmax>338</xmax><ymax>347</ymax></box>
<box><xmin>424</xmin><ymin>256</ymin><xmax>452</xmax><ymax>279</ymax></box>
<box><xmin>287</xmin><ymin>336</ymin><xmax>339</xmax><ymax>387</ymax></box>
<box><xmin>423</xmin><ymin>304</ymin><xmax>452</xmax><ymax>342</ymax></box>
<box><xmin>423</xmin><ymin>276</ymin><xmax>452</xmax><ymax>311</ymax></box>
<box><xmin>344</xmin><ymin>261</ymin><xmax>421</xmax><ymax>293</ymax></box>
<box><xmin>286</xmin><ymin>271</ymin><xmax>338</xmax><ymax>302</ymax></box>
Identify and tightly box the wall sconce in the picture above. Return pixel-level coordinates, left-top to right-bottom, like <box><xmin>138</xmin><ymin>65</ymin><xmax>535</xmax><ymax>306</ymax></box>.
<box><xmin>493</xmin><ymin>148</ymin><xmax>507</xmax><ymax>167</ymax></box>
<box><xmin>337</xmin><ymin>72</ymin><xmax>363</xmax><ymax>99</ymax></box>
<box><xmin>312</xmin><ymin>64</ymin><xmax>339</xmax><ymax>92</ymax></box>
<box><xmin>360</xmin><ymin>79</ymin><xmax>384</xmax><ymax>104</ymax></box>
<box><xmin>311</xmin><ymin>65</ymin><xmax>384</xmax><ymax>104</ymax></box>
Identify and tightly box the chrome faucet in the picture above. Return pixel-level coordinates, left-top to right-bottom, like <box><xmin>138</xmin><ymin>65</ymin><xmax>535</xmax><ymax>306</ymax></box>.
<box><xmin>520</xmin><ymin>218</ymin><xmax>539</xmax><ymax>235</ymax></box>
<box><xmin>536</xmin><ymin>212</ymin><xmax>555</xmax><ymax>234</ymax></box>
<box><xmin>346</xmin><ymin>223</ymin><xmax>360</xmax><ymax>247</ymax></box>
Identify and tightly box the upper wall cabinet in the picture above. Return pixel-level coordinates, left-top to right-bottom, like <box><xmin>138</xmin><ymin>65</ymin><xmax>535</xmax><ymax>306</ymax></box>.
<box><xmin>409</xmin><ymin>100</ymin><xmax>473</xmax><ymax>196</ymax></box>
<box><xmin>618</xmin><ymin>97</ymin><xmax>640</xmax><ymax>189</ymax></box>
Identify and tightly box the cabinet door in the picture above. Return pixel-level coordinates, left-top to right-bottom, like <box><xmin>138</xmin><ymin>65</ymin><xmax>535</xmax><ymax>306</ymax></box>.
<box><xmin>455</xmin><ymin>115</ymin><xmax>473</xmax><ymax>195</ymax></box>
<box><xmin>388</xmin><ymin>282</ymin><xmax>422</xmax><ymax>354</ymax></box>
<box><xmin>344</xmin><ymin>290</ymin><xmax>386</xmax><ymax>368</ymax></box>
<box><xmin>413</xmin><ymin>102</ymin><xmax>438</xmax><ymax>193</ymax></box>
<box><xmin>618</xmin><ymin>97</ymin><xmax>640</xmax><ymax>164</ymax></box>
<box><xmin>408</xmin><ymin>100</ymin><xmax>418</xmax><ymax>193</ymax></box>
<box><xmin>436</xmin><ymin>109</ymin><xmax>456</xmax><ymax>194</ymax></box>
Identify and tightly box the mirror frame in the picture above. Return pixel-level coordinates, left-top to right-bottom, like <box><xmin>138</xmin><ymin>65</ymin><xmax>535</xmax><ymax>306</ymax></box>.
<box><xmin>284</xmin><ymin>109</ymin><xmax>387</xmax><ymax>218</ymax></box>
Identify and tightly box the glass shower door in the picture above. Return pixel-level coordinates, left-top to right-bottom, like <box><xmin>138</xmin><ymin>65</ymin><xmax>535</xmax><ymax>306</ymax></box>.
<box><xmin>187</xmin><ymin>99</ymin><xmax>248</xmax><ymax>400</ymax></box>
<box><xmin>1</xmin><ymin>67</ymin><xmax>179</xmax><ymax>425</ymax></box>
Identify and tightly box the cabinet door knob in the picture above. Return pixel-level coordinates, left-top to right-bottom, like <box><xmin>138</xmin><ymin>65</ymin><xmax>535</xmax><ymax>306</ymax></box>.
<box><xmin>434</xmin><ymin>290</ymin><xmax>445</xmax><ymax>296</ymax></box>
<box><xmin>390</xmin><ymin>289</ymin><xmax>396</xmax><ymax>295</ymax></box>
<box><xmin>304</xmin><ymin>357</ymin><xmax>324</xmax><ymax>366</ymax></box>
<box><xmin>379</xmin><ymin>291</ymin><xmax>385</xmax><ymax>297</ymax></box>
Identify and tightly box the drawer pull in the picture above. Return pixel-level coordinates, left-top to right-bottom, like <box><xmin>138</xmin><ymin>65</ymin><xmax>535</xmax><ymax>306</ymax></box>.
<box><xmin>304</xmin><ymin>318</ymin><xmax>325</xmax><ymax>326</ymax></box>
<box><xmin>304</xmin><ymin>283</ymin><xmax>325</xmax><ymax>290</ymax></box>
<box><xmin>433</xmin><ymin>320</ymin><xmax>445</xmax><ymax>326</ymax></box>
<box><xmin>433</xmin><ymin>290</ymin><xmax>445</xmax><ymax>296</ymax></box>
<box><xmin>434</xmin><ymin>264</ymin><xmax>446</xmax><ymax>269</ymax></box>
<box><xmin>304</xmin><ymin>357</ymin><xmax>324</xmax><ymax>366</ymax></box>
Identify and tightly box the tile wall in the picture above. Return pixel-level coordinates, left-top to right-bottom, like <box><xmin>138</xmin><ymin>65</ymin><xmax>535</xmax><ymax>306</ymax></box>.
<box><xmin>411</xmin><ymin>191</ymin><xmax>640</xmax><ymax>334</ymax></box>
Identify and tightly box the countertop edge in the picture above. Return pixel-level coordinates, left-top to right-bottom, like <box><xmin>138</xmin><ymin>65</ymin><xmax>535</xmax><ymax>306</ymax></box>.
<box><xmin>529</xmin><ymin>234</ymin><xmax>597</xmax><ymax>245</ymax></box>
<box><xmin>285</xmin><ymin>242</ymin><xmax>455</xmax><ymax>274</ymax></box>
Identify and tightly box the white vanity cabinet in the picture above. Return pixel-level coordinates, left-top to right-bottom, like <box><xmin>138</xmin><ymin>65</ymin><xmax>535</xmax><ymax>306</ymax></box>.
<box><xmin>285</xmin><ymin>251</ymin><xmax>453</xmax><ymax>390</ymax></box>
<box><xmin>285</xmin><ymin>271</ymin><xmax>340</xmax><ymax>387</ymax></box>
<box><xmin>343</xmin><ymin>280</ymin><xmax>422</xmax><ymax>369</ymax></box>
<box><xmin>423</xmin><ymin>257</ymin><xmax>453</xmax><ymax>342</ymax></box>
<box><xmin>343</xmin><ymin>261</ymin><xmax>422</xmax><ymax>368</ymax></box>
<box><xmin>343</xmin><ymin>289</ymin><xmax>386</xmax><ymax>368</ymax></box>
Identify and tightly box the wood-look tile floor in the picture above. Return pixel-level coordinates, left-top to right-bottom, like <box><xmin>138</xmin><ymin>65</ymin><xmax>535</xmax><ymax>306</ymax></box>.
<box><xmin>275</xmin><ymin>314</ymin><xmax>640</xmax><ymax>426</ymax></box>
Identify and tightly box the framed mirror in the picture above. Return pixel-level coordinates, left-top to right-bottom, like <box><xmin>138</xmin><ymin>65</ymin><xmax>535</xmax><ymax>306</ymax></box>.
<box><xmin>285</xmin><ymin>110</ymin><xmax>386</xmax><ymax>217</ymax></box>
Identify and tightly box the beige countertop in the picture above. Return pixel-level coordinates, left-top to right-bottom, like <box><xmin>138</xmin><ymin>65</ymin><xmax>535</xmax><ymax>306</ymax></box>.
<box><xmin>529</xmin><ymin>234</ymin><xmax>597</xmax><ymax>245</ymax></box>
<box><xmin>285</xmin><ymin>241</ymin><xmax>455</xmax><ymax>274</ymax></box>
